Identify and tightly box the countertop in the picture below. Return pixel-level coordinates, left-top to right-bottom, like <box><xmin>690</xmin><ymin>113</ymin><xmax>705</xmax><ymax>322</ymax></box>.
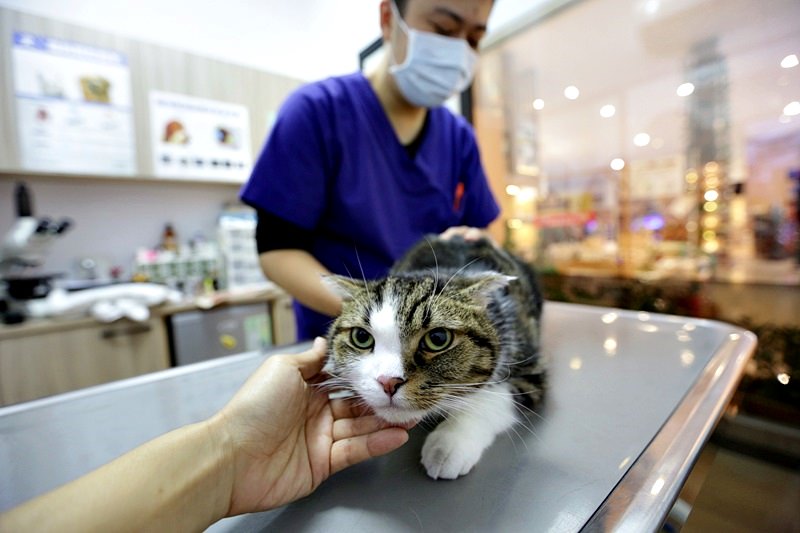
<box><xmin>0</xmin><ymin>302</ymin><xmax>757</xmax><ymax>532</ymax></box>
<box><xmin>0</xmin><ymin>283</ymin><xmax>285</xmax><ymax>340</ymax></box>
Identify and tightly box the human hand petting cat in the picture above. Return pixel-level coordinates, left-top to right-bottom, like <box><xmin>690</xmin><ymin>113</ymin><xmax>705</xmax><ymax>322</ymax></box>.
<box><xmin>213</xmin><ymin>337</ymin><xmax>413</xmax><ymax>515</ymax></box>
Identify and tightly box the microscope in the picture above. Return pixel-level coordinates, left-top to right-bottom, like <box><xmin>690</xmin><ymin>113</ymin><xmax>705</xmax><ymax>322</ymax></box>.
<box><xmin>1</xmin><ymin>182</ymin><xmax>72</xmax><ymax>323</ymax></box>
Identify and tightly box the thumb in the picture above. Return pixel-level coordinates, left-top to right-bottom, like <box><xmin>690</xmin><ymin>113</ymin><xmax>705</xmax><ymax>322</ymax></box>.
<box><xmin>290</xmin><ymin>337</ymin><xmax>328</xmax><ymax>381</ymax></box>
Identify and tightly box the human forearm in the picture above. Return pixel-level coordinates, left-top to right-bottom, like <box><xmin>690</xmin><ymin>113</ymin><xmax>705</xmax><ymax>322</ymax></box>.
<box><xmin>0</xmin><ymin>342</ymin><xmax>412</xmax><ymax>531</ymax></box>
<box><xmin>260</xmin><ymin>249</ymin><xmax>342</xmax><ymax>317</ymax></box>
<box><xmin>1</xmin><ymin>420</ymin><xmax>233</xmax><ymax>532</ymax></box>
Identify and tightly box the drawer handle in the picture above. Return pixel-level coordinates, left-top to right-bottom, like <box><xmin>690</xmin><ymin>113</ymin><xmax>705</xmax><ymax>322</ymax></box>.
<box><xmin>100</xmin><ymin>324</ymin><xmax>152</xmax><ymax>339</ymax></box>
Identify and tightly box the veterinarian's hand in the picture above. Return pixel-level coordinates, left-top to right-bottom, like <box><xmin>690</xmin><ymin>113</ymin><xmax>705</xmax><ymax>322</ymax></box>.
<box><xmin>211</xmin><ymin>337</ymin><xmax>411</xmax><ymax>515</ymax></box>
<box><xmin>440</xmin><ymin>226</ymin><xmax>485</xmax><ymax>241</ymax></box>
<box><xmin>440</xmin><ymin>226</ymin><xmax>502</xmax><ymax>249</ymax></box>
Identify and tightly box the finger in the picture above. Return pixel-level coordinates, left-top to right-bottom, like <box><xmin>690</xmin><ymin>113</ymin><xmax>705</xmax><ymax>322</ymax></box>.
<box><xmin>330</xmin><ymin>397</ymin><xmax>372</xmax><ymax>420</ymax></box>
<box><xmin>439</xmin><ymin>226</ymin><xmax>466</xmax><ymax>240</ymax></box>
<box><xmin>330</xmin><ymin>428</ymin><xmax>409</xmax><ymax>474</ymax></box>
<box><xmin>463</xmin><ymin>227</ymin><xmax>484</xmax><ymax>241</ymax></box>
<box><xmin>332</xmin><ymin>415</ymin><xmax>393</xmax><ymax>441</ymax></box>
<box><xmin>288</xmin><ymin>337</ymin><xmax>328</xmax><ymax>380</ymax></box>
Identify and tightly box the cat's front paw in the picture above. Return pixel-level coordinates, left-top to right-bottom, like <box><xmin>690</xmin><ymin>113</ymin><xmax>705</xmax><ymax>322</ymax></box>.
<box><xmin>421</xmin><ymin>427</ymin><xmax>484</xmax><ymax>480</ymax></box>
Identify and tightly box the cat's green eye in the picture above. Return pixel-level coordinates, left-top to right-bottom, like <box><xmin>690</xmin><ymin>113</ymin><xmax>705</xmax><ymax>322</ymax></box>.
<box><xmin>421</xmin><ymin>328</ymin><xmax>453</xmax><ymax>352</ymax></box>
<box><xmin>350</xmin><ymin>327</ymin><xmax>374</xmax><ymax>350</ymax></box>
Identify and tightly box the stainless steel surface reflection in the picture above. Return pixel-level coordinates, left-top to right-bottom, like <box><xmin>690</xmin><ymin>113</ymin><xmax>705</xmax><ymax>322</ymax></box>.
<box><xmin>0</xmin><ymin>302</ymin><xmax>757</xmax><ymax>532</ymax></box>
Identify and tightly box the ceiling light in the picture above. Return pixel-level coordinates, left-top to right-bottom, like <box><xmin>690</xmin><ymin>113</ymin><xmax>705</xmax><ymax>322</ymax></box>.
<box><xmin>564</xmin><ymin>85</ymin><xmax>580</xmax><ymax>100</ymax></box>
<box><xmin>517</xmin><ymin>186</ymin><xmax>538</xmax><ymax>202</ymax></box>
<box><xmin>610</xmin><ymin>158</ymin><xmax>625</xmax><ymax>171</ymax></box>
<box><xmin>784</xmin><ymin>101</ymin><xmax>800</xmax><ymax>117</ymax></box>
<box><xmin>676</xmin><ymin>82</ymin><xmax>695</xmax><ymax>97</ymax></box>
<box><xmin>505</xmin><ymin>184</ymin><xmax>520</xmax><ymax>196</ymax></box>
<box><xmin>702</xmin><ymin>240</ymin><xmax>720</xmax><ymax>253</ymax></box>
<box><xmin>643</xmin><ymin>0</ymin><xmax>660</xmax><ymax>15</ymax></box>
<box><xmin>781</xmin><ymin>54</ymin><xmax>799</xmax><ymax>69</ymax></box>
<box><xmin>601</xmin><ymin>312</ymin><xmax>618</xmax><ymax>324</ymax></box>
<box><xmin>532</xmin><ymin>98</ymin><xmax>544</xmax><ymax>110</ymax></box>
<box><xmin>633</xmin><ymin>133</ymin><xmax>651</xmax><ymax>147</ymax></box>
<box><xmin>599</xmin><ymin>104</ymin><xmax>616</xmax><ymax>118</ymax></box>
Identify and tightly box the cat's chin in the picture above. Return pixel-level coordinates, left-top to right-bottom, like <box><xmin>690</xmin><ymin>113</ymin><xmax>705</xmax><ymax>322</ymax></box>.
<box><xmin>372</xmin><ymin>406</ymin><xmax>427</xmax><ymax>425</ymax></box>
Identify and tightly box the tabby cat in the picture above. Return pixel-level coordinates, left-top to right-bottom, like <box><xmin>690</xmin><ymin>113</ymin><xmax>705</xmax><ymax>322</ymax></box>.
<box><xmin>323</xmin><ymin>235</ymin><xmax>545</xmax><ymax>479</ymax></box>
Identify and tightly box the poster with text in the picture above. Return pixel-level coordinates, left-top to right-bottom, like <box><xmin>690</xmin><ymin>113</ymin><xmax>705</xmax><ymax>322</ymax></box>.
<box><xmin>149</xmin><ymin>91</ymin><xmax>252</xmax><ymax>182</ymax></box>
<box><xmin>12</xmin><ymin>32</ymin><xmax>136</xmax><ymax>175</ymax></box>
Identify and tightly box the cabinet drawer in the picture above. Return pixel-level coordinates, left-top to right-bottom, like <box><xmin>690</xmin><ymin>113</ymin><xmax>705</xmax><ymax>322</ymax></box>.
<box><xmin>0</xmin><ymin>318</ymin><xmax>170</xmax><ymax>406</ymax></box>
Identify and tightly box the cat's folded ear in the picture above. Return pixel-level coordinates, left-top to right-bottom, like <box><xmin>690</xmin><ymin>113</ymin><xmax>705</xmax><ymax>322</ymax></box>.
<box><xmin>460</xmin><ymin>273</ymin><xmax>516</xmax><ymax>304</ymax></box>
<box><xmin>321</xmin><ymin>274</ymin><xmax>367</xmax><ymax>301</ymax></box>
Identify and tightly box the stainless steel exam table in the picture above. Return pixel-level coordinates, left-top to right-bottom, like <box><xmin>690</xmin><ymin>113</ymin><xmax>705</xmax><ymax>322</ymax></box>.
<box><xmin>0</xmin><ymin>302</ymin><xmax>757</xmax><ymax>532</ymax></box>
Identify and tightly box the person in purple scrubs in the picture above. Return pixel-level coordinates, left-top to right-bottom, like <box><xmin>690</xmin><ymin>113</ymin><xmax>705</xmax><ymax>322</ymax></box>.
<box><xmin>240</xmin><ymin>0</ymin><xmax>499</xmax><ymax>340</ymax></box>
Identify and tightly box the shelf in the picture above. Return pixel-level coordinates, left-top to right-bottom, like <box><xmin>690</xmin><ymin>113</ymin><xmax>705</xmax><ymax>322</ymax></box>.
<box><xmin>0</xmin><ymin>169</ymin><xmax>245</xmax><ymax>187</ymax></box>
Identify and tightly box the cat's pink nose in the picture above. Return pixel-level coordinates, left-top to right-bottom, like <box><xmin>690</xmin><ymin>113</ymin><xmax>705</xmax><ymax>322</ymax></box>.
<box><xmin>377</xmin><ymin>376</ymin><xmax>406</xmax><ymax>397</ymax></box>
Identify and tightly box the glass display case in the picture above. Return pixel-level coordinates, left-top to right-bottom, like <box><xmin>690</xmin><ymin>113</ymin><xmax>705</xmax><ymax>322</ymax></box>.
<box><xmin>474</xmin><ymin>0</ymin><xmax>800</xmax><ymax>437</ymax></box>
<box><xmin>475</xmin><ymin>0</ymin><xmax>800</xmax><ymax>284</ymax></box>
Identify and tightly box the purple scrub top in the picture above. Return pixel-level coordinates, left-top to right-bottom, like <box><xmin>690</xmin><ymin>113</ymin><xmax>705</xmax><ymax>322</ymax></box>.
<box><xmin>240</xmin><ymin>72</ymin><xmax>499</xmax><ymax>339</ymax></box>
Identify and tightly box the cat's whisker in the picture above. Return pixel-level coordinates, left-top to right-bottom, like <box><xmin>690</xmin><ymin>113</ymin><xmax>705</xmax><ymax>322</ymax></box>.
<box><xmin>338</xmin><ymin>284</ymin><xmax>373</xmax><ymax>315</ymax></box>
<box><xmin>424</xmin><ymin>236</ymin><xmax>440</xmax><ymax>281</ymax></box>
<box><xmin>340</xmin><ymin>264</ymin><xmax>374</xmax><ymax>313</ymax></box>
<box><xmin>511</xmin><ymin>401</ymin><xmax>548</xmax><ymax>424</ymax></box>
<box><xmin>503</xmin><ymin>422</ymin><xmax>531</xmax><ymax>453</ymax></box>
<box><xmin>428</xmin><ymin>258</ymin><xmax>481</xmax><ymax>315</ymax></box>
<box><xmin>511</xmin><ymin>416</ymin><xmax>544</xmax><ymax>444</ymax></box>
<box><xmin>353</xmin><ymin>247</ymin><xmax>374</xmax><ymax>303</ymax></box>
<box><xmin>430</xmin><ymin>376</ymin><xmax>516</xmax><ymax>389</ymax></box>
<box><xmin>313</xmin><ymin>374</ymin><xmax>349</xmax><ymax>388</ymax></box>
<box><xmin>498</xmin><ymin>353</ymin><xmax>543</xmax><ymax>367</ymax></box>
<box><xmin>432</xmin><ymin>394</ymin><xmax>481</xmax><ymax>415</ymax></box>
<box><xmin>425</xmin><ymin>257</ymin><xmax>481</xmax><ymax>317</ymax></box>
<box><xmin>503</xmin><ymin>426</ymin><xmax>521</xmax><ymax>455</ymax></box>
<box><xmin>417</xmin><ymin>418</ymin><xmax>439</xmax><ymax>432</ymax></box>
<box><xmin>313</xmin><ymin>380</ymin><xmax>350</xmax><ymax>392</ymax></box>
<box><xmin>420</xmin><ymin>237</ymin><xmax>440</xmax><ymax>312</ymax></box>
<box><xmin>433</xmin><ymin>387</ymin><xmax>534</xmax><ymax>401</ymax></box>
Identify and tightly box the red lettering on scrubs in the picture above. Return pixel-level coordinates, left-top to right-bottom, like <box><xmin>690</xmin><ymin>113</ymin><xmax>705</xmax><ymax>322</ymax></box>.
<box><xmin>453</xmin><ymin>182</ymin><xmax>464</xmax><ymax>212</ymax></box>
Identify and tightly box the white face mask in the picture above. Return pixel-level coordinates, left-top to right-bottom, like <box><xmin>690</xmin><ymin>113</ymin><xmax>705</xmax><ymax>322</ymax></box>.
<box><xmin>388</xmin><ymin>1</ymin><xmax>478</xmax><ymax>108</ymax></box>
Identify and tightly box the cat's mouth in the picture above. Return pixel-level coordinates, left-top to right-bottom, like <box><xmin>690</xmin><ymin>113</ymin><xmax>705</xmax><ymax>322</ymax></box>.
<box><xmin>372</xmin><ymin>405</ymin><xmax>427</xmax><ymax>425</ymax></box>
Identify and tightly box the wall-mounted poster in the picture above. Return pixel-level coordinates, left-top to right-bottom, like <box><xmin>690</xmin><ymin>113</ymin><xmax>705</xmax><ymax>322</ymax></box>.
<box><xmin>149</xmin><ymin>91</ymin><xmax>252</xmax><ymax>182</ymax></box>
<box><xmin>12</xmin><ymin>31</ymin><xmax>136</xmax><ymax>175</ymax></box>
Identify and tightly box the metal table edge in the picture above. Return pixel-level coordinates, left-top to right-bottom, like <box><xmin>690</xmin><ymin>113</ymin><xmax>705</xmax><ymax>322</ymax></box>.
<box><xmin>581</xmin><ymin>327</ymin><xmax>758</xmax><ymax>532</ymax></box>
